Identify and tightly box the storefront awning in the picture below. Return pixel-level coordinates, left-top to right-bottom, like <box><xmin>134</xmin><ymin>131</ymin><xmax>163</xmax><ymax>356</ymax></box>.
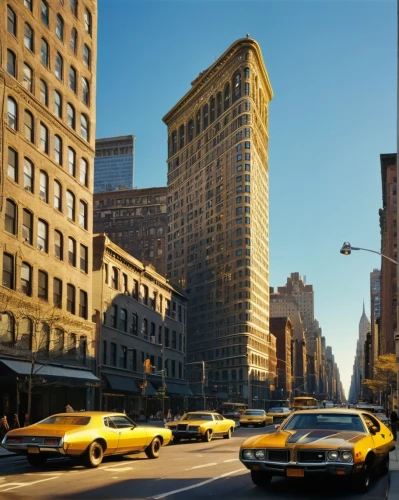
<box><xmin>0</xmin><ymin>359</ymin><xmax>100</xmax><ymax>388</ymax></box>
<box><xmin>104</xmin><ymin>375</ymin><xmax>140</xmax><ymax>393</ymax></box>
<box><xmin>165</xmin><ymin>382</ymin><xmax>193</xmax><ymax>396</ymax></box>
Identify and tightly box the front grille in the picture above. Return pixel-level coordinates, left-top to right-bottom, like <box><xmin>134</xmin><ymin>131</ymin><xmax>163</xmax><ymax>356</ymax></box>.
<box><xmin>298</xmin><ymin>450</ymin><xmax>326</xmax><ymax>463</ymax></box>
<box><xmin>177</xmin><ymin>424</ymin><xmax>188</xmax><ymax>431</ymax></box>
<box><xmin>268</xmin><ymin>449</ymin><xmax>290</xmax><ymax>462</ymax></box>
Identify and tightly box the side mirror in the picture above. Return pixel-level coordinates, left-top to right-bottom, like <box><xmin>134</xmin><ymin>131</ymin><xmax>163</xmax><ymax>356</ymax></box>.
<box><xmin>275</xmin><ymin>424</ymin><xmax>281</xmax><ymax>430</ymax></box>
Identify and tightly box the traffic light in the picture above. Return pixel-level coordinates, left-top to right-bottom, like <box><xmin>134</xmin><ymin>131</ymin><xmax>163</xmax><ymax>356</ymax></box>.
<box><xmin>144</xmin><ymin>359</ymin><xmax>151</xmax><ymax>373</ymax></box>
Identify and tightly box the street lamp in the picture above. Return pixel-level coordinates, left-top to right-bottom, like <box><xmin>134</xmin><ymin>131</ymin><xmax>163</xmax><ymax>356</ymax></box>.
<box><xmin>340</xmin><ymin>242</ymin><xmax>398</xmax><ymax>265</ymax></box>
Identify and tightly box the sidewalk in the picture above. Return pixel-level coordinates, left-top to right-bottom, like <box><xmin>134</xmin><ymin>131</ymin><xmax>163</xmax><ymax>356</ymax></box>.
<box><xmin>389</xmin><ymin>446</ymin><xmax>399</xmax><ymax>499</ymax></box>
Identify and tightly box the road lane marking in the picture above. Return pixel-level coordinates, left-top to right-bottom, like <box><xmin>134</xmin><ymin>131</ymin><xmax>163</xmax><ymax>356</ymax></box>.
<box><xmin>223</xmin><ymin>459</ymin><xmax>239</xmax><ymax>463</ymax></box>
<box><xmin>0</xmin><ymin>476</ymin><xmax>59</xmax><ymax>492</ymax></box>
<box><xmin>151</xmin><ymin>468</ymin><xmax>247</xmax><ymax>499</ymax></box>
<box><xmin>185</xmin><ymin>463</ymin><xmax>217</xmax><ymax>470</ymax></box>
<box><xmin>102</xmin><ymin>467</ymin><xmax>133</xmax><ymax>472</ymax></box>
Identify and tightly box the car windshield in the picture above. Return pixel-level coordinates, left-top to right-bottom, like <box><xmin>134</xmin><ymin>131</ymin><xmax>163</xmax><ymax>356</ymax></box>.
<box><xmin>181</xmin><ymin>413</ymin><xmax>213</xmax><ymax>421</ymax></box>
<box><xmin>243</xmin><ymin>410</ymin><xmax>264</xmax><ymax>416</ymax></box>
<box><xmin>39</xmin><ymin>416</ymin><xmax>91</xmax><ymax>426</ymax></box>
<box><xmin>269</xmin><ymin>408</ymin><xmax>289</xmax><ymax>413</ymax></box>
<box><xmin>293</xmin><ymin>398</ymin><xmax>318</xmax><ymax>407</ymax></box>
<box><xmin>282</xmin><ymin>413</ymin><xmax>366</xmax><ymax>432</ymax></box>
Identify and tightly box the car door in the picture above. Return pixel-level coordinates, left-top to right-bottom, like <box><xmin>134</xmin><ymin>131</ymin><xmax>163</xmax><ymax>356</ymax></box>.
<box><xmin>362</xmin><ymin>413</ymin><xmax>388</xmax><ymax>465</ymax></box>
<box><xmin>110</xmin><ymin>416</ymin><xmax>146</xmax><ymax>454</ymax></box>
<box><xmin>102</xmin><ymin>417</ymin><xmax>120</xmax><ymax>454</ymax></box>
<box><xmin>219</xmin><ymin>415</ymin><xmax>230</xmax><ymax>433</ymax></box>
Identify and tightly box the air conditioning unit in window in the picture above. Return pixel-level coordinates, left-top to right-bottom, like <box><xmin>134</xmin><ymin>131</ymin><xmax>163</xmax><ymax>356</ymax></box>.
<box><xmin>150</xmin><ymin>336</ymin><xmax>156</xmax><ymax>344</ymax></box>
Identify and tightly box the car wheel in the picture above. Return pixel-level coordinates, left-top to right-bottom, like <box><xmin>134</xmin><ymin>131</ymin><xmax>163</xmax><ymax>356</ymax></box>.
<box><xmin>84</xmin><ymin>440</ymin><xmax>104</xmax><ymax>468</ymax></box>
<box><xmin>351</xmin><ymin>461</ymin><xmax>370</xmax><ymax>493</ymax></box>
<box><xmin>145</xmin><ymin>437</ymin><xmax>161</xmax><ymax>459</ymax></box>
<box><xmin>202</xmin><ymin>430</ymin><xmax>212</xmax><ymax>442</ymax></box>
<box><xmin>380</xmin><ymin>455</ymin><xmax>389</xmax><ymax>475</ymax></box>
<box><xmin>223</xmin><ymin>428</ymin><xmax>232</xmax><ymax>439</ymax></box>
<box><xmin>27</xmin><ymin>455</ymin><xmax>47</xmax><ymax>467</ymax></box>
<box><xmin>251</xmin><ymin>470</ymin><xmax>272</xmax><ymax>487</ymax></box>
<box><xmin>262</xmin><ymin>421</ymin><xmax>266</xmax><ymax>427</ymax></box>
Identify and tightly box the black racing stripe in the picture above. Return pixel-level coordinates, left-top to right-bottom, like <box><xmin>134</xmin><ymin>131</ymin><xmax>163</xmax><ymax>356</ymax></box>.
<box><xmin>287</xmin><ymin>430</ymin><xmax>355</xmax><ymax>444</ymax></box>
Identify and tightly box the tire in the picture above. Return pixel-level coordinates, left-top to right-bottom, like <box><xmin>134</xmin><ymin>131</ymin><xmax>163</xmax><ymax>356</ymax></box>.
<box><xmin>27</xmin><ymin>455</ymin><xmax>47</xmax><ymax>467</ymax></box>
<box><xmin>202</xmin><ymin>430</ymin><xmax>212</xmax><ymax>442</ymax></box>
<box><xmin>251</xmin><ymin>470</ymin><xmax>272</xmax><ymax>487</ymax></box>
<box><xmin>223</xmin><ymin>428</ymin><xmax>232</xmax><ymax>439</ymax></box>
<box><xmin>351</xmin><ymin>461</ymin><xmax>370</xmax><ymax>493</ymax></box>
<box><xmin>145</xmin><ymin>437</ymin><xmax>161</xmax><ymax>459</ymax></box>
<box><xmin>380</xmin><ymin>455</ymin><xmax>389</xmax><ymax>475</ymax></box>
<box><xmin>84</xmin><ymin>441</ymin><xmax>104</xmax><ymax>468</ymax></box>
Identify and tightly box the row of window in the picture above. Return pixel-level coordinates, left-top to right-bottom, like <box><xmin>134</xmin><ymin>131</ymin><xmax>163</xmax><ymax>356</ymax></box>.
<box><xmin>2</xmin><ymin>254</ymin><xmax>88</xmax><ymax>318</ymax></box>
<box><xmin>168</xmin><ymin>69</ymin><xmax>251</xmax><ymax>156</ymax></box>
<box><xmin>5</xmin><ymin>198</ymin><xmax>89</xmax><ymax>270</ymax></box>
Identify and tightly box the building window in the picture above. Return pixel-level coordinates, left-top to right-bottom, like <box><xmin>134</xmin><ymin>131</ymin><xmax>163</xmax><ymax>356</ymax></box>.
<box><xmin>111</xmin><ymin>267</ymin><xmax>118</xmax><ymax>289</ymax></box>
<box><xmin>110</xmin><ymin>305</ymin><xmax>117</xmax><ymax>328</ymax></box>
<box><xmin>24</xmin><ymin>0</ymin><xmax>32</xmax><ymax>10</ymax></box>
<box><xmin>5</xmin><ymin>200</ymin><xmax>17</xmax><ymax>235</ymax></box>
<box><xmin>224</xmin><ymin>83</ymin><xmax>230</xmax><ymax>111</ymax></box>
<box><xmin>40</xmin><ymin>39</ymin><xmax>49</xmax><ymax>66</ymax></box>
<box><xmin>38</xmin><ymin>270</ymin><xmax>48</xmax><ymax>300</ymax></box>
<box><xmin>210</xmin><ymin>96</ymin><xmax>215</xmax><ymax>123</ymax></box>
<box><xmin>67</xmin><ymin>104</ymin><xmax>75</xmax><ymax>129</ymax></box>
<box><xmin>68</xmin><ymin>147</ymin><xmax>76</xmax><ymax>176</ymax></box>
<box><xmin>24</xmin><ymin>158</ymin><xmax>33</xmax><ymax>192</ymax></box>
<box><xmin>54</xmin><ymin>328</ymin><xmax>64</xmax><ymax>352</ymax></box>
<box><xmin>37</xmin><ymin>219</ymin><xmax>48</xmax><ymax>252</ymax></box>
<box><xmin>66</xmin><ymin>190</ymin><xmax>75</xmax><ymax>220</ymax></box>
<box><xmin>83</xmin><ymin>44</ymin><xmax>91</xmax><ymax>69</ymax></box>
<box><xmin>202</xmin><ymin>104</ymin><xmax>208</xmax><ymax>130</ymax></box>
<box><xmin>8</xmin><ymin>147</ymin><xmax>18</xmax><ymax>182</ymax></box>
<box><xmin>102</xmin><ymin>341</ymin><xmax>107</xmax><ymax>365</ymax></box>
<box><xmin>7</xmin><ymin>97</ymin><xmax>17</xmax><ymax>130</ymax></box>
<box><xmin>54</xmin><ymin>90</ymin><xmax>62</xmax><ymax>118</ymax></box>
<box><xmin>81</xmin><ymin>114</ymin><xmax>89</xmax><ymax>141</ymax></box>
<box><xmin>55</xmin><ymin>53</ymin><xmax>63</xmax><ymax>80</ymax></box>
<box><xmin>80</xmin><ymin>158</ymin><xmax>88</xmax><ymax>186</ymax></box>
<box><xmin>54</xmin><ymin>230</ymin><xmax>63</xmax><ymax>259</ymax></box>
<box><xmin>120</xmin><ymin>309</ymin><xmax>127</xmax><ymax>332</ymax></box>
<box><xmin>54</xmin><ymin>135</ymin><xmax>62</xmax><ymax>165</ymax></box>
<box><xmin>70</xmin><ymin>0</ymin><xmax>77</xmax><ymax>16</ymax></box>
<box><xmin>39</xmin><ymin>170</ymin><xmax>48</xmax><ymax>202</ymax></box>
<box><xmin>2</xmin><ymin>253</ymin><xmax>14</xmax><ymax>289</ymax></box>
<box><xmin>82</xmin><ymin>78</ymin><xmax>89</xmax><ymax>105</ymax></box>
<box><xmin>80</xmin><ymin>244</ymin><xmax>88</xmax><ymax>273</ymax></box>
<box><xmin>216</xmin><ymin>92</ymin><xmax>222</xmax><ymax>117</ymax></box>
<box><xmin>69</xmin><ymin>66</ymin><xmax>77</xmax><ymax>93</ymax></box>
<box><xmin>23</xmin><ymin>64</ymin><xmax>33</xmax><ymax>92</ymax></box>
<box><xmin>7</xmin><ymin>6</ymin><xmax>16</xmax><ymax>36</ymax></box>
<box><xmin>130</xmin><ymin>313</ymin><xmax>138</xmax><ymax>335</ymax></box>
<box><xmin>54</xmin><ymin>180</ymin><xmax>62</xmax><ymax>211</ymax></box>
<box><xmin>84</xmin><ymin>8</ymin><xmax>92</xmax><ymax>34</ymax></box>
<box><xmin>40</xmin><ymin>123</ymin><xmax>49</xmax><ymax>154</ymax></box>
<box><xmin>21</xmin><ymin>262</ymin><xmax>32</xmax><ymax>296</ymax></box>
<box><xmin>24</xmin><ymin>110</ymin><xmax>34</xmax><ymax>142</ymax></box>
<box><xmin>68</xmin><ymin>237</ymin><xmax>76</xmax><ymax>266</ymax></box>
<box><xmin>70</xmin><ymin>28</ymin><xmax>77</xmax><ymax>53</ymax></box>
<box><xmin>110</xmin><ymin>342</ymin><xmax>116</xmax><ymax>367</ymax></box>
<box><xmin>7</xmin><ymin>50</ymin><xmax>16</xmax><ymax>77</ymax></box>
<box><xmin>53</xmin><ymin>278</ymin><xmax>62</xmax><ymax>308</ymax></box>
<box><xmin>79</xmin><ymin>290</ymin><xmax>87</xmax><ymax>319</ymax></box>
<box><xmin>79</xmin><ymin>200</ymin><xmax>87</xmax><ymax>229</ymax></box>
<box><xmin>66</xmin><ymin>284</ymin><xmax>75</xmax><ymax>314</ymax></box>
<box><xmin>40</xmin><ymin>79</ymin><xmax>48</xmax><ymax>105</ymax></box>
<box><xmin>141</xmin><ymin>318</ymin><xmax>148</xmax><ymax>337</ymax></box>
<box><xmin>233</xmin><ymin>71</ymin><xmax>241</xmax><ymax>102</ymax></box>
<box><xmin>56</xmin><ymin>14</ymin><xmax>64</xmax><ymax>40</ymax></box>
<box><xmin>41</xmin><ymin>0</ymin><xmax>49</xmax><ymax>26</ymax></box>
<box><xmin>22</xmin><ymin>209</ymin><xmax>33</xmax><ymax>244</ymax></box>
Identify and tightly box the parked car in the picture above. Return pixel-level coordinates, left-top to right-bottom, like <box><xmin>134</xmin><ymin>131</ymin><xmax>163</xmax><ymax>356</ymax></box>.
<box><xmin>165</xmin><ymin>411</ymin><xmax>235</xmax><ymax>443</ymax></box>
<box><xmin>1</xmin><ymin>411</ymin><xmax>172</xmax><ymax>468</ymax></box>
<box><xmin>240</xmin><ymin>410</ymin><xmax>273</xmax><ymax>427</ymax></box>
<box><xmin>216</xmin><ymin>403</ymin><xmax>248</xmax><ymax>424</ymax></box>
<box><xmin>266</xmin><ymin>407</ymin><xmax>292</xmax><ymax>424</ymax></box>
<box><xmin>239</xmin><ymin>408</ymin><xmax>395</xmax><ymax>493</ymax></box>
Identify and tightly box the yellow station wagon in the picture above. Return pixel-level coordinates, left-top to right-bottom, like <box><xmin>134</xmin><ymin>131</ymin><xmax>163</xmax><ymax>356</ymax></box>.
<box><xmin>1</xmin><ymin>411</ymin><xmax>172</xmax><ymax>468</ymax></box>
<box><xmin>165</xmin><ymin>411</ymin><xmax>236</xmax><ymax>443</ymax></box>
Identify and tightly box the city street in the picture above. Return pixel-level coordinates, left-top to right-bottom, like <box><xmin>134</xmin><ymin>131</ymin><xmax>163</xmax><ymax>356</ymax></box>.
<box><xmin>0</xmin><ymin>426</ymin><xmax>389</xmax><ymax>500</ymax></box>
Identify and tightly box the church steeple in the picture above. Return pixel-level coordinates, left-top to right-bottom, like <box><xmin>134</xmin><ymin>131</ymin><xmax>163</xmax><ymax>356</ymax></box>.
<box><xmin>363</xmin><ymin>299</ymin><xmax>365</xmax><ymax>315</ymax></box>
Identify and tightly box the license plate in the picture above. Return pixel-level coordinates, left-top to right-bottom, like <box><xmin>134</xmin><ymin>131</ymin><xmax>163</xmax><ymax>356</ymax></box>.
<box><xmin>27</xmin><ymin>446</ymin><xmax>40</xmax><ymax>454</ymax></box>
<box><xmin>286</xmin><ymin>468</ymin><xmax>304</xmax><ymax>477</ymax></box>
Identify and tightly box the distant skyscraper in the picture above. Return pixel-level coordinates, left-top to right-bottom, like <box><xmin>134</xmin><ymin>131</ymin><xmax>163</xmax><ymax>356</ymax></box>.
<box><xmin>94</xmin><ymin>135</ymin><xmax>135</xmax><ymax>192</ymax></box>
<box><xmin>358</xmin><ymin>302</ymin><xmax>371</xmax><ymax>389</ymax></box>
<box><xmin>370</xmin><ymin>268</ymin><xmax>381</xmax><ymax>375</ymax></box>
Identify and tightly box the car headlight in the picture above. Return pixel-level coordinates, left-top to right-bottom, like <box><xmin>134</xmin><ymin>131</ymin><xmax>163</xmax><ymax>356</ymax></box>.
<box><xmin>327</xmin><ymin>451</ymin><xmax>339</xmax><ymax>461</ymax></box>
<box><xmin>242</xmin><ymin>449</ymin><xmax>255</xmax><ymax>460</ymax></box>
<box><xmin>255</xmin><ymin>449</ymin><xmax>265</xmax><ymax>459</ymax></box>
<box><xmin>341</xmin><ymin>451</ymin><xmax>352</xmax><ymax>462</ymax></box>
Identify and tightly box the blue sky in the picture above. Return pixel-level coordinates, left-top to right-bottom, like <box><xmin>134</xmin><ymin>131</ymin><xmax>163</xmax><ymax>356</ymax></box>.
<box><xmin>96</xmin><ymin>0</ymin><xmax>397</xmax><ymax>398</ymax></box>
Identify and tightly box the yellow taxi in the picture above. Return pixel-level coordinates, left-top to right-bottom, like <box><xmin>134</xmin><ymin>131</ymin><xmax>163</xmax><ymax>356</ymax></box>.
<box><xmin>1</xmin><ymin>411</ymin><xmax>172</xmax><ymax>468</ymax></box>
<box><xmin>240</xmin><ymin>409</ymin><xmax>273</xmax><ymax>427</ymax></box>
<box><xmin>165</xmin><ymin>411</ymin><xmax>235</xmax><ymax>442</ymax></box>
<box><xmin>239</xmin><ymin>408</ymin><xmax>395</xmax><ymax>493</ymax></box>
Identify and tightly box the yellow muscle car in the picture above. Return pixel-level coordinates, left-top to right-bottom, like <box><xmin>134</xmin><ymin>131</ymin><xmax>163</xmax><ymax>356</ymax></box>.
<box><xmin>240</xmin><ymin>409</ymin><xmax>273</xmax><ymax>427</ymax></box>
<box><xmin>165</xmin><ymin>411</ymin><xmax>236</xmax><ymax>443</ymax></box>
<box><xmin>266</xmin><ymin>407</ymin><xmax>292</xmax><ymax>424</ymax></box>
<box><xmin>1</xmin><ymin>411</ymin><xmax>172</xmax><ymax>468</ymax></box>
<box><xmin>239</xmin><ymin>409</ymin><xmax>395</xmax><ymax>493</ymax></box>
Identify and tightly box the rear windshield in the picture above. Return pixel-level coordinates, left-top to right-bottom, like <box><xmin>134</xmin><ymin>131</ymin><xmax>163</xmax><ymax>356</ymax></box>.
<box><xmin>293</xmin><ymin>398</ymin><xmax>318</xmax><ymax>407</ymax></box>
<box><xmin>269</xmin><ymin>408</ymin><xmax>289</xmax><ymax>413</ymax></box>
<box><xmin>39</xmin><ymin>416</ymin><xmax>91</xmax><ymax>426</ymax></box>
<box><xmin>243</xmin><ymin>410</ymin><xmax>264</xmax><ymax>416</ymax></box>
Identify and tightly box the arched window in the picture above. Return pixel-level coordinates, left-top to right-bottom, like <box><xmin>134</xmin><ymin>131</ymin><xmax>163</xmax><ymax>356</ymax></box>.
<box><xmin>38</xmin><ymin>323</ymin><xmax>50</xmax><ymax>353</ymax></box>
<box><xmin>40</xmin><ymin>0</ymin><xmax>49</xmax><ymax>26</ymax></box>
<box><xmin>39</xmin><ymin>170</ymin><xmax>48</xmax><ymax>203</ymax></box>
<box><xmin>70</xmin><ymin>0</ymin><xmax>77</xmax><ymax>15</ymax></box>
<box><xmin>40</xmin><ymin>39</ymin><xmax>49</xmax><ymax>67</ymax></box>
<box><xmin>68</xmin><ymin>147</ymin><xmax>76</xmax><ymax>176</ymax></box>
<box><xmin>39</xmin><ymin>122</ymin><xmax>49</xmax><ymax>154</ymax></box>
<box><xmin>0</xmin><ymin>312</ymin><xmax>15</xmax><ymax>347</ymax></box>
<box><xmin>38</xmin><ymin>270</ymin><xmax>48</xmax><ymax>300</ymax></box>
<box><xmin>84</xmin><ymin>8</ymin><xmax>92</xmax><ymax>35</ymax></box>
<box><xmin>233</xmin><ymin>71</ymin><xmax>241</xmax><ymax>102</ymax></box>
<box><xmin>187</xmin><ymin>119</ymin><xmax>194</xmax><ymax>142</ymax></box>
<box><xmin>23</xmin><ymin>64</ymin><xmax>33</xmax><ymax>92</ymax></box>
<box><xmin>79</xmin><ymin>291</ymin><xmax>87</xmax><ymax>319</ymax></box>
<box><xmin>216</xmin><ymin>92</ymin><xmax>222</xmax><ymax>117</ymax></box>
<box><xmin>22</xmin><ymin>209</ymin><xmax>33</xmax><ymax>243</ymax></box>
<box><xmin>56</xmin><ymin>14</ymin><xmax>64</xmax><ymax>40</ymax></box>
<box><xmin>7</xmin><ymin>49</ymin><xmax>16</xmax><ymax>77</ymax></box>
<box><xmin>171</xmin><ymin>131</ymin><xmax>177</xmax><ymax>154</ymax></box>
<box><xmin>196</xmin><ymin>109</ymin><xmax>201</xmax><ymax>135</ymax></box>
<box><xmin>179</xmin><ymin>124</ymin><xmax>185</xmax><ymax>150</ymax></box>
<box><xmin>210</xmin><ymin>96</ymin><xmax>215</xmax><ymax>123</ymax></box>
<box><xmin>79</xmin><ymin>200</ymin><xmax>87</xmax><ymax>229</ymax></box>
<box><xmin>67</xmin><ymin>103</ymin><xmax>75</xmax><ymax>129</ymax></box>
<box><xmin>82</xmin><ymin>77</ymin><xmax>89</xmax><ymax>105</ymax></box>
<box><xmin>66</xmin><ymin>190</ymin><xmax>75</xmax><ymax>220</ymax></box>
<box><xmin>202</xmin><ymin>104</ymin><xmax>208</xmax><ymax>130</ymax></box>
<box><xmin>80</xmin><ymin>158</ymin><xmax>88</xmax><ymax>186</ymax></box>
<box><xmin>70</xmin><ymin>28</ymin><xmax>77</xmax><ymax>53</ymax></box>
<box><xmin>24</xmin><ymin>110</ymin><xmax>34</xmax><ymax>142</ymax></box>
<box><xmin>5</xmin><ymin>199</ymin><xmax>17</xmax><ymax>235</ymax></box>
<box><xmin>54</xmin><ymin>180</ymin><xmax>62</xmax><ymax>211</ymax></box>
<box><xmin>37</xmin><ymin>219</ymin><xmax>48</xmax><ymax>252</ymax></box>
<box><xmin>53</xmin><ymin>278</ymin><xmax>62</xmax><ymax>307</ymax></box>
<box><xmin>69</xmin><ymin>66</ymin><xmax>77</xmax><ymax>93</ymax></box>
<box><xmin>54</xmin><ymin>229</ymin><xmax>63</xmax><ymax>259</ymax></box>
<box><xmin>18</xmin><ymin>317</ymin><xmax>33</xmax><ymax>350</ymax></box>
<box><xmin>7</xmin><ymin>6</ymin><xmax>17</xmax><ymax>36</ymax></box>
<box><xmin>54</xmin><ymin>90</ymin><xmax>62</xmax><ymax>118</ymax></box>
<box><xmin>224</xmin><ymin>83</ymin><xmax>230</xmax><ymax>111</ymax></box>
<box><xmin>8</xmin><ymin>147</ymin><xmax>18</xmax><ymax>182</ymax></box>
<box><xmin>24</xmin><ymin>158</ymin><xmax>34</xmax><ymax>192</ymax></box>
<box><xmin>7</xmin><ymin>97</ymin><xmax>17</xmax><ymax>130</ymax></box>
<box><xmin>40</xmin><ymin>79</ymin><xmax>48</xmax><ymax>106</ymax></box>
<box><xmin>54</xmin><ymin>135</ymin><xmax>62</xmax><ymax>165</ymax></box>
<box><xmin>244</xmin><ymin>67</ymin><xmax>250</xmax><ymax>79</ymax></box>
<box><xmin>24</xmin><ymin>23</ymin><xmax>34</xmax><ymax>51</ymax></box>
<box><xmin>55</xmin><ymin>53</ymin><xmax>63</xmax><ymax>80</ymax></box>
<box><xmin>83</xmin><ymin>44</ymin><xmax>90</xmax><ymax>69</ymax></box>
<box><xmin>68</xmin><ymin>333</ymin><xmax>77</xmax><ymax>356</ymax></box>
<box><xmin>81</xmin><ymin>114</ymin><xmax>89</xmax><ymax>140</ymax></box>
<box><xmin>54</xmin><ymin>328</ymin><xmax>64</xmax><ymax>351</ymax></box>
<box><xmin>21</xmin><ymin>262</ymin><xmax>32</xmax><ymax>296</ymax></box>
<box><xmin>68</xmin><ymin>237</ymin><xmax>76</xmax><ymax>266</ymax></box>
<box><xmin>111</xmin><ymin>267</ymin><xmax>119</xmax><ymax>289</ymax></box>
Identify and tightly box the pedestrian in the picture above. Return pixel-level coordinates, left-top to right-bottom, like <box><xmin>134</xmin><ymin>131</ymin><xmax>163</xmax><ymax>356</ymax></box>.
<box><xmin>0</xmin><ymin>416</ymin><xmax>10</xmax><ymax>439</ymax></box>
<box><xmin>65</xmin><ymin>404</ymin><xmax>74</xmax><ymax>413</ymax></box>
<box><xmin>390</xmin><ymin>406</ymin><xmax>398</xmax><ymax>441</ymax></box>
<box><xmin>12</xmin><ymin>414</ymin><xmax>20</xmax><ymax>429</ymax></box>
<box><xmin>167</xmin><ymin>409</ymin><xmax>172</xmax><ymax>422</ymax></box>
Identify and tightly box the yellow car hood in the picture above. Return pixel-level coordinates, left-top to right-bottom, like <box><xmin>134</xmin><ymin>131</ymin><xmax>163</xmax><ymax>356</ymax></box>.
<box><xmin>167</xmin><ymin>420</ymin><xmax>206</xmax><ymax>426</ymax></box>
<box><xmin>242</xmin><ymin>429</ymin><xmax>366</xmax><ymax>449</ymax></box>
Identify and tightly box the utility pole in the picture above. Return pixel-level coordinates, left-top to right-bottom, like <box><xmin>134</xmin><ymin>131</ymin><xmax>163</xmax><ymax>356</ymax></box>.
<box><xmin>202</xmin><ymin>360</ymin><xmax>206</xmax><ymax>410</ymax></box>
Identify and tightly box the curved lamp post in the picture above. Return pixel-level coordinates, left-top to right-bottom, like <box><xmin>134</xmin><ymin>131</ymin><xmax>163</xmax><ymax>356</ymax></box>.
<box><xmin>340</xmin><ymin>242</ymin><xmax>398</xmax><ymax>265</ymax></box>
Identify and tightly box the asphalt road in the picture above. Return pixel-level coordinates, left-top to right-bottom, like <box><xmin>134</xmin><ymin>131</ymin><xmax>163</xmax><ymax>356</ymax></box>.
<box><xmin>0</xmin><ymin>426</ymin><xmax>389</xmax><ymax>500</ymax></box>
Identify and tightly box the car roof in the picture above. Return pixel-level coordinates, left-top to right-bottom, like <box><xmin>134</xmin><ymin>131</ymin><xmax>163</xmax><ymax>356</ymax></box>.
<box><xmin>290</xmin><ymin>408</ymin><xmax>370</xmax><ymax>416</ymax></box>
<box><xmin>187</xmin><ymin>411</ymin><xmax>219</xmax><ymax>414</ymax></box>
<box><xmin>51</xmin><ymin>412</ymin><xmax>128</xmax><ymax>418</ymax></box>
